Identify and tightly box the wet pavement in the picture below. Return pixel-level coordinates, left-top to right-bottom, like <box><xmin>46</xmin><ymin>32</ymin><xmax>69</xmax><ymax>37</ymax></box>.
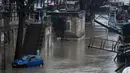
<box><xmin>1</xmin><ymin>19</ymin><xmax>121</xmax><ymax>73</ymax></box>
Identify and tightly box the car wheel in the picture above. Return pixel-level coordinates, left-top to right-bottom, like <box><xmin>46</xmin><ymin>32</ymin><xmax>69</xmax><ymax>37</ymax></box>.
<box><xmin>12</xmin><ymin>65</ymin><xmax>16</xmax><ymax>68</ymax></box>
<box><xmin>23</xmin><ymin>64</ymin><xmax>27</xmax><ymax>67</ymax></box>
<box><xmin>40</xmin><ymin>63</ymin><xmax>44</xmax><ymax>67</ymax></box>
<box><xmin>12</xmin><ymin>64</ymin><xmax>17</xmax><ymax>68</ymax></box>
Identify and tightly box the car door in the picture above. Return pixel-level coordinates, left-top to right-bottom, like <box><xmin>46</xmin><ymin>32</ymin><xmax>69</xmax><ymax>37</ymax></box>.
<box><xmin>35</xmin><ymin>56</ymin><xmax>43</xmax><ymax>65</ymax></box>
<box><xmin>28</xmin><ymin>56</ymin><xmax>41</xmax><ymax>66</ymax></box>
<box><xmin>28</xmin><ymin>56</ymin><xmax>36</xmax><ymax>66</ymax></box>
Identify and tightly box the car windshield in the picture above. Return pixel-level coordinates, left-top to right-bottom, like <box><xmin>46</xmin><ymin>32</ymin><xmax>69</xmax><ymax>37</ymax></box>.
<box><xmin>22</xmin><ymin>56</ymin><xmax>29</xmax><ymax>60</ymax></box>
<box><xmin>35</xmin><ymin>56</ymin><xmax>41</xmax><ymax>59</ymax></box>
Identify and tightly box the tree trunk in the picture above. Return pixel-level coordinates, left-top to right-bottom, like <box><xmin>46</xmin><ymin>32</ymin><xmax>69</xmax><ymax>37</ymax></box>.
<box><xmin>4</xmin><ymin>14</ymin><xmax>10</xmax><ymax>43</ymax></box>
<box><xmin>3</xmin><ymin>0</ymin><xmax>11</xmax><ymax>44</ymax></box>
<box><xmin>80</xmin><ymin>0</ymin><xmax>86</xmax><ymax>10</ymax></box>
<box><xmin>14</xmin><ymin>1</ymin><xmax>25</xmax><ymax>60</ymax></box>
<box><xmin>14</xmin><ymin>0</ymin><xmax>35</xmax><ymax>60</ymax></box>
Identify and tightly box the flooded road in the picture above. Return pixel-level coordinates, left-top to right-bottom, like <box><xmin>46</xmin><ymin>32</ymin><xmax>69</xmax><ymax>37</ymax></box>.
<box><xmin>2</xmin><ymin>20</ymin><xmax>120</xmax><ymax>73</ymax></box>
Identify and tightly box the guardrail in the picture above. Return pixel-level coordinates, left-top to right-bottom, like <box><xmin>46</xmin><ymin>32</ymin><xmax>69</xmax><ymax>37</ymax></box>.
<box><xmin>87</xmin><ymin>37</ymin><xmax>121</xmax><ymax>53</ymax></box>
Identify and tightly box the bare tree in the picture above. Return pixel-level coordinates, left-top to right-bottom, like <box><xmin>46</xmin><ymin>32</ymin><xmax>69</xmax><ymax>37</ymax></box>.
<box><xmin>13</xmin><ymin>0</ymin><xmax>35</xmax><ymax>60</ymax></box>
<box><xmin>3</xmin><ymin>0</ymin><xmax>11</xmax><ymax>44</ymax></box>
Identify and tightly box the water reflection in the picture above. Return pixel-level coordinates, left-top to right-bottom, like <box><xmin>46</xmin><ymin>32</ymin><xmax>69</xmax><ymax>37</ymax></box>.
<box><xmin>2</xmin><ymin>22</ymin><xmax>119</xmax><ymax>73</ymax></box>
<box><xmin>53</xmin><ymin>39</ymin><xmax>85</xmax><ymax>61</ymax></box>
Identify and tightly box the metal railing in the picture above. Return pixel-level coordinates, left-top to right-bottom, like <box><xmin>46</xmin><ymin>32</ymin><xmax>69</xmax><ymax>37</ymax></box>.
<box><xmin>87</xmin><ymin>37</ymin><xmax>121</xmax><ymax>53</ymax></box>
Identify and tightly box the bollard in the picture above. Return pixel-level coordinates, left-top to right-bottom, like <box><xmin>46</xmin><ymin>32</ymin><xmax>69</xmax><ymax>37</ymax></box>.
<box><xmin>37</xmin><ymin>50</ymin><xmax>40</xmax><ymax>55</ymax></box>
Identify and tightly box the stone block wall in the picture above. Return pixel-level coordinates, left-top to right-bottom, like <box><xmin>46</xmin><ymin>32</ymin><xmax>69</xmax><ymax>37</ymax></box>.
<box><xmin>64</xmin><ymin>11</ymin><xmax>85</xmax><ymax>38</ymax></box>
<box><xmin>47</xmin><ymin>11</ymin><xmax>85</xmax><ymax>38</ymax></box>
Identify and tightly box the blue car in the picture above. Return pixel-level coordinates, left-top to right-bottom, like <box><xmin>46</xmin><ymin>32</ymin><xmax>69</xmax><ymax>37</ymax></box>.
<box><xmin>12</xmin><ymin>55</ymin><xmax>44</xmax><ymax>68</ymax></box>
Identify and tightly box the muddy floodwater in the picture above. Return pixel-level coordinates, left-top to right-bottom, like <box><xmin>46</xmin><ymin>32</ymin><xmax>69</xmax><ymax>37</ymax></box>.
<box><xmin>1</xmin><ymin>17</ymin><xmax>121</xmax><ymax>73</ymax></box>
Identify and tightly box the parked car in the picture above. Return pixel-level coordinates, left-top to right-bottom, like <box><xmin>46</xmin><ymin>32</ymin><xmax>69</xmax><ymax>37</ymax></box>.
<box><xmin>12</xmin><ymin>55</ymin><xmax>44</xmax><ymax>68</ymax></box>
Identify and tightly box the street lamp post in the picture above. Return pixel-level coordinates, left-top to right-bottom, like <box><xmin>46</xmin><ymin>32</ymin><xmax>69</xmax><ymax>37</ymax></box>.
<box><xmin>1</xmin><ymin>32</ymin><xmax>6</xmax><ymax>73</ymax></box>
<box><xmin>3</xmin><ymin>34</ymin><xmax>5</xmax><ymax>72</ymax></box>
